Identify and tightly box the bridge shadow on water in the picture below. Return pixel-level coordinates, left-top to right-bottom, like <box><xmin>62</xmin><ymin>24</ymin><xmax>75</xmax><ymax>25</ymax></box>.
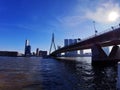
<box><xmin>54</xmin><ymin>57</ymin><xmax>117</xmax><ymax>90</ymax></box>
<box><xmin>92</xmin><ymin>60</ymin><xmax>119</xmax><ymax>67</ymax></box>
<box><xmin>91</xmin><ymin>65</ymin><xmax>117</xmax><ymax>90</ymax></box>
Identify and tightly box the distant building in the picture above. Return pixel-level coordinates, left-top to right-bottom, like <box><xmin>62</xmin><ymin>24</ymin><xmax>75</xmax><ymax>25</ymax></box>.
<box><xmin>80</xmin><ymin>50</ymin><xmax>84</xmax><ymax>55</ymax></box>
<box><xmin>69</xmin><ymin>39</ymin><xmax>73</xmax><ymax>45</ymax></box>
<box><xmin>32</xmin><ymin>52</ymin><xmax>36</xmax><ymax>56</ymax></box>
<box><xmin>17</xmin><ymin>53</ymin><xmax>24</xmax><ymax>56</ymax></box>
<box><xmin>39</xmin><ymin>50</ymin><xmax>47</xmax><ymax>57</ymax></box>
<box><xmin>64</xmin><ymin>39</ymin><xmax>69</xmax><ymax>47</ymax></box>
<box><xmin>36</xmin><ymin>48</ymin><xmax>39</xmax><ymax>56</ymax></box>
<box><xmin>64</xmin><ymin>39</ymin><xmax>78</xmax><ymax>56</ymax></box>
<box><xmin>24</xmin><ymin>40</ymin><xmax>31</xmax><ymax>56</ymax></box>
<box><xmin>0</xmin><ymin>51</ymin><xmax>18</xmax><ymax>57</ymax></box>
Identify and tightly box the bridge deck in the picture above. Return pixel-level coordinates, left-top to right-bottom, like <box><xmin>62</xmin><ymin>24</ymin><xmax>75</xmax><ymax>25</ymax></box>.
<box><xmin>51</xmin><ymin>25</ymin><xmax>120</xmax><ymax>56</ymax></box>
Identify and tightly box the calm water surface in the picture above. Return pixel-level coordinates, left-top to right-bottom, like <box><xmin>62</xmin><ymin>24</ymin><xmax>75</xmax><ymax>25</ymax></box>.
<box><xmin>0</xmin><ymin>57</ymin><xmax>117</xmax><ymax>90</ymax></box>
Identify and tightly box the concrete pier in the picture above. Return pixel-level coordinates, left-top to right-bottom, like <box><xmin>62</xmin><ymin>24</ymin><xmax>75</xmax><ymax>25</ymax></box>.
<box><xmin>117</xmin><ymin>62</ymin><xmax>120</xmax><ymax>89</ymax></box>
<box><xmin>91</xmin><ymin>44</ymin><xmax>120</xmax><ymax>66</ymax></box>
<box><xmin>109</xmin><ymin>45</ymin><xmax>120</xmax><ymax>59</ymax></box>
<box><xmin>92</xmin><ymin>44</ymin><xmax>107</xmax><ymax>61</ymax></box>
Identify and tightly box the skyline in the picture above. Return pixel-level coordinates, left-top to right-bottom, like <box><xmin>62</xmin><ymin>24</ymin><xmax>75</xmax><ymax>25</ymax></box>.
<box><xmin>0</xmin><ymin>0</ymin><xmax>120</xmax><ymax>53</ymax></box>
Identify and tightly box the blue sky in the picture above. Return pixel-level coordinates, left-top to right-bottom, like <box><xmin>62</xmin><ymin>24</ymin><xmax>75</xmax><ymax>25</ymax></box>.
<box><xmin>0</xmin><ymin>0</ymin><xmax>120</xmax><ymax>53</ymax></box>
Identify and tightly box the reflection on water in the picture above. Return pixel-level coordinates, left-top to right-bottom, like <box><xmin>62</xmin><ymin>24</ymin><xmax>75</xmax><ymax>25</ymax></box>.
<box><xmin>0</xmin><ymin>57</ymin><xmax>43</xmax><ymax>90</ymax></box>
<box><xmin>0</xmin><ymin>57</ymin><xmax>117</xmax><ymax>90</ymax></box>
<box><xmin>92</xmin><ymin>66</ymin><xmax>117</xmax><ymax>89</ymax></box>
<box><xmin>76</xmin><ymin>57</ymin><xmax>117</xmax><ymax>90</ymax></box>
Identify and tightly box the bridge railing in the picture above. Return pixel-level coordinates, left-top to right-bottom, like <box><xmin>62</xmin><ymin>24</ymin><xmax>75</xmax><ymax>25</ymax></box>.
<box><xmin>97</xmin><ymin>24</ymin><xmax>120</xmax><ymax>36</ymax></box>
<box><xmin>58</xmin><ymin>24</ymin><xmax>120</xmax><ymax>50</ymax></box>
<box><xmin>78</xmin><ymin>24</ymin><xmax>120</xmax><ymax>43</ymax></box>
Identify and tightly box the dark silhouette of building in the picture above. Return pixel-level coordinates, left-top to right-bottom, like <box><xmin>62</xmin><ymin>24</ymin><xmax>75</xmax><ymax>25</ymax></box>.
<box><xmin>0</xmin><ymin>51</ymin><xmax>18</xmax><ymax>57</ymax></box>
<box><xmin>39</xmin><ymin>50</ymin><xmax>47</xmax><ymax>57</ymax></box>
<box><xmin>24</xmin><ymin>40</ymin><xmax>31</xmax><ymax>56</ymax></box>
<box><xmin>36</xmin><ymin>48</ymin><xmax>39</xmax><ymax>56</ymax></box>
<box><xmin>32</xmin><ymin>52</ymin><xmax>36</xmax><ymax>56</ymax></box>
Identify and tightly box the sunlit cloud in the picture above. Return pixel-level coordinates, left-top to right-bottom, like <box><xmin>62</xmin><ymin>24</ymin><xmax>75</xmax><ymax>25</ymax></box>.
<box><xmin>55</xmin><ymin>1</ymin><xmax>120</xmax><ymax>29</ymax></box>
<box><xmin>85</xmin><ymin>1</ymin><xmax>120</xmax><ymax>23</ymax></box>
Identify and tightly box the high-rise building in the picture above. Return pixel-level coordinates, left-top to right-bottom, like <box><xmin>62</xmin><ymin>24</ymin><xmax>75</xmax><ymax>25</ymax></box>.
<box><xmin>64</xmin><ymin>39</ymin><xmax>69</xmax><ymax>47</ymax></box>
<box><xmin>73</xmin><ymin>39</ymin><xmax>77</xmax><ymax>44</ymax></box>
<box><xmin>70</xmin><ymin>39</ymin><xmax>78</xmax><ymax>56</ymax></box>
<box><xmin>64</xmin><ymin>39</ymin><xmax>78</xmax><ymax>56</ymax></box>
<box><xmin>24</xmin><ymin>40</ymin><xmax>31</xmax><ymax>56</ymax></box>
<box><xmin>69</xmin><ymin>39</ymin><xmax>73</xmax><ymax>45</ymax></box>
<box><xmin>36</xmin><ymin>48</ymin><xmax>39</xmax><ymax>56</ymax></box>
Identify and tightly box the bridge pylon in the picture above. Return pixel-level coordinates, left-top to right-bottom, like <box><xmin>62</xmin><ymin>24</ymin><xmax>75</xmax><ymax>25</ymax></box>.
<box><xmin>49</xmin><ymin>33</ymin><xmax>56</xmax><ymax>55</ymax></box>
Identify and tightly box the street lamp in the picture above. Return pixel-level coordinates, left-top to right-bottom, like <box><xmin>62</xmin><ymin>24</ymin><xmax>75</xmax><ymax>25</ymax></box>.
<box><xmin>93</xmin><ymin>21</ymin><xmax>97</xmax><ymax>36</ymax></box>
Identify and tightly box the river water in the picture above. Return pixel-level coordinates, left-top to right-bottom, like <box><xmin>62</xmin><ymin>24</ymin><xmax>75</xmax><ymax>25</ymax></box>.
<box><xmin>0</xmin><ymin>57</ymin><xmax>117</xmax><ymax>90</ymax></box>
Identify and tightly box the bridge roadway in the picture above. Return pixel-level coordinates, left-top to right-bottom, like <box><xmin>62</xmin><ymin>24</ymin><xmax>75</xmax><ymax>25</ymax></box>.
<box><xmin>50</xmin><ymin>25</ymin><xmax>120</xmax><ymax>56</ymax></box>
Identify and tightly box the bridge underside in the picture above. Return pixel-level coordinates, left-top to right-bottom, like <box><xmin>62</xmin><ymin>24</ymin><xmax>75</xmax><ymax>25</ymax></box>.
<box><xmin>51</xmin><ymin>41</ymin><xmax>120</xmax><ymax>65</ymax></box>
<box><xmin>50</xmin><ymin>39</ymin><xmax>120</xmax><ymax>56</ymax></box>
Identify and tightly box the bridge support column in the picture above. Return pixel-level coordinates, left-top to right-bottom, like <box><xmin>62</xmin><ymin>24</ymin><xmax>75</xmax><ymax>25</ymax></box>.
<box><xmin>92</xmin><ymin>45</ymin><xmax>120</xmax><ymax>66</ymax></box>
<box><xmin>109</xmin><ymin>45</ymin><xmax>120</xmax><ymax>60</ymax></box>
<box><xmin>92</xmin><ymin>44</ymin><xmax>108</xmax><ymax>65</ymax></box>
<box><xmin>117</xmin><ymin>62</ymin><xmax>120</xmax><ymax>89</ymax></box>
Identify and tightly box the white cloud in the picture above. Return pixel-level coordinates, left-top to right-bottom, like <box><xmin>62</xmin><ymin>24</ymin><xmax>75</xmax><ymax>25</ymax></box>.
<box><xmin>85</xmin><ymin>1</ymin><xmax>120</xmax><ymax>23</ymax></box>
<box><xmin>56</xmin><ymin>15</ymin><xmax>85</xmax><ymax>27</ymax></box>
<box><xmin>56</xmin><ymin>1</ymin><xmax>120</xmax><ymax>29</ymax></box>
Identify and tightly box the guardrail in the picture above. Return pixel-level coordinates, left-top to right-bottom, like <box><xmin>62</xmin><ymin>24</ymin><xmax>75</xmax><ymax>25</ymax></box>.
<box><xmin>80</xmin><ymin>24</ymin><xmax>120</xmax><ymax>43</ymax></box>
<box><xmin>57</xmin><ymin>24</ymin><xmax>120</xmax><ymax>50</ymax></box>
